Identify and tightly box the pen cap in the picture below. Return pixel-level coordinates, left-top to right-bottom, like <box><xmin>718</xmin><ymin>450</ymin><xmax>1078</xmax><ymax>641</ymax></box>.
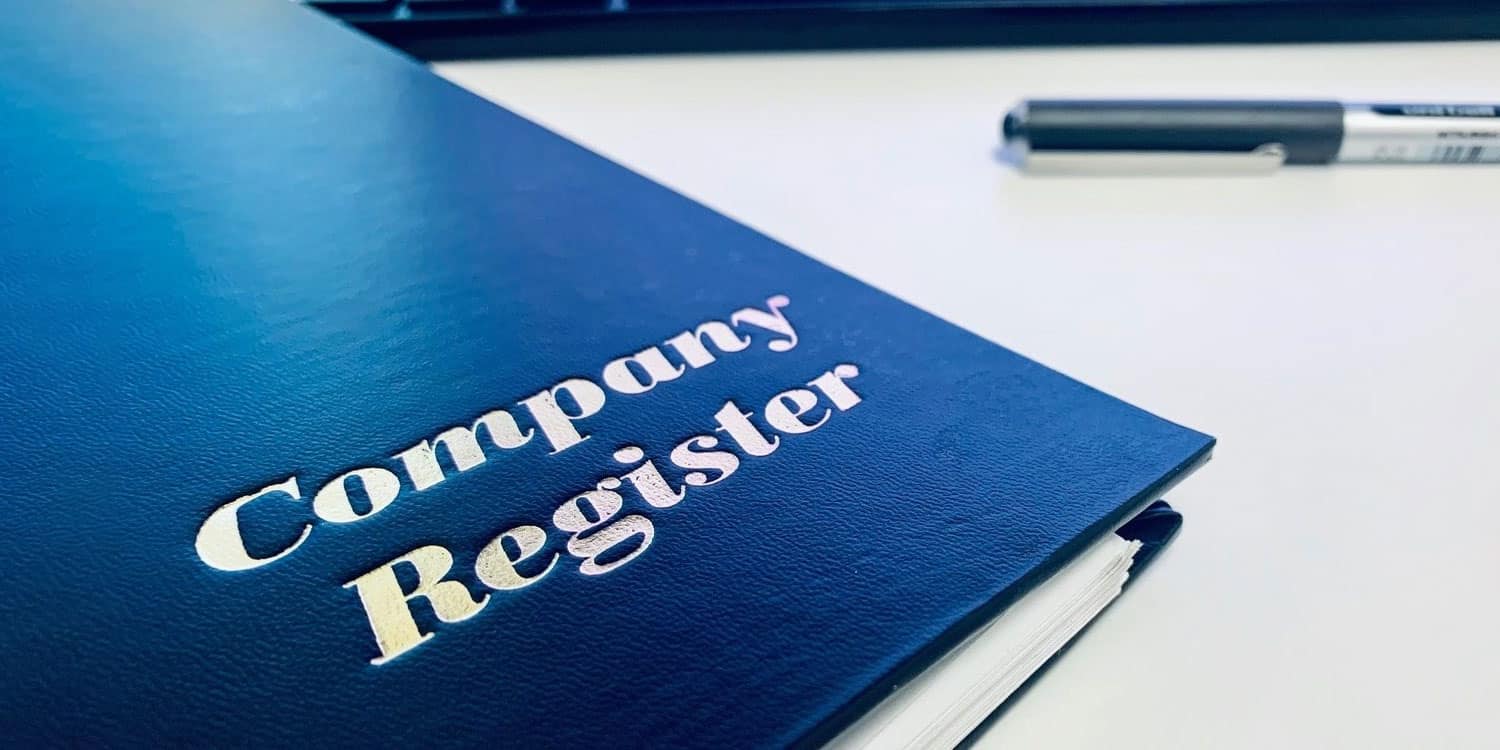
<box><xmin>1010</xmin><ymin>100</ymin><xmax>1345</xmax><ymax>164</ymax></box>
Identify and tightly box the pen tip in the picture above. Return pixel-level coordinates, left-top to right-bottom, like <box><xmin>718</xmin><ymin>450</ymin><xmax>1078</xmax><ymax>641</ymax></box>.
<box><xmin>1002</xmin><ymin>111</ymin><xmax>1023</xmax><ymax>141</ymax></box>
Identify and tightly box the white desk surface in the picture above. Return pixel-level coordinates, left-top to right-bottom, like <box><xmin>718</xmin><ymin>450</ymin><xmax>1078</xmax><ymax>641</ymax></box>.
<box><xmin>436</xmin><ymin>42</ymin><xmax>1500</xmax><ymax>748</ymax></box>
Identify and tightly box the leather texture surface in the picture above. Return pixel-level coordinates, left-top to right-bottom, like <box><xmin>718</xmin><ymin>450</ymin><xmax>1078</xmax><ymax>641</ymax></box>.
<box><xmin>0</xmin><ymin>2</ymin><xmax>1214</xmax><ymax>746</ymax></box>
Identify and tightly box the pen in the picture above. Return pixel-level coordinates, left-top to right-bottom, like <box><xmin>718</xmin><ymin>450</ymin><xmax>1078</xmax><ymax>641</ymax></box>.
<box><xmin>1000</xmin><ymin>100</ymin><xmax>1500</xmax><ymax>174</ymax></box>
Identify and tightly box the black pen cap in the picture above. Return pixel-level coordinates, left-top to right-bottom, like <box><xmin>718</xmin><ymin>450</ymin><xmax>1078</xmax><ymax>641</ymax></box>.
<box><xmin>1005</xmin><ymin>100</ymin><xmax>1346</xmax><ymax>164</ymax></box>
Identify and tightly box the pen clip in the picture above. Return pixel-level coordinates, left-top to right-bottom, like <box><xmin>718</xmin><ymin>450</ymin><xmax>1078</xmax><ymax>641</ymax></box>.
<box><xmin>1021</xmin><ymin>143</ymin><xmax>1288</xmax><ymax>176</ymax></box>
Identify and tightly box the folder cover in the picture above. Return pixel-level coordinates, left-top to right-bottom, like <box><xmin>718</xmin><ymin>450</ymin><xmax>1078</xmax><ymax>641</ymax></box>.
<box><xmin>0</xmin><ymin>2</ymin><xmax>1213</xmax><ymax>746</ymax></box>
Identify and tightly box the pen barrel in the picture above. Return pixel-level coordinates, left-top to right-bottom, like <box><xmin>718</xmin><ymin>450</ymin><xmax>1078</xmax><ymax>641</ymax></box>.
<box><xmin>1011</xmin><ymin>100</ymin><xmax>1345</xmax><ymax>164</ymax></box>
<box><xmin>1337</xmin><ymin>104</ymin><xmax>1500</xmax><ymax>163</ymax></box>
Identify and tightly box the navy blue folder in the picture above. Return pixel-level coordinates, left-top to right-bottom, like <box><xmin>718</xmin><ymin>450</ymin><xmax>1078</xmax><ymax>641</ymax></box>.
<box><xmin>0</xmin><ymin>2</ymin><xmax>1212</xmax><ymax>746</ymax></box>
